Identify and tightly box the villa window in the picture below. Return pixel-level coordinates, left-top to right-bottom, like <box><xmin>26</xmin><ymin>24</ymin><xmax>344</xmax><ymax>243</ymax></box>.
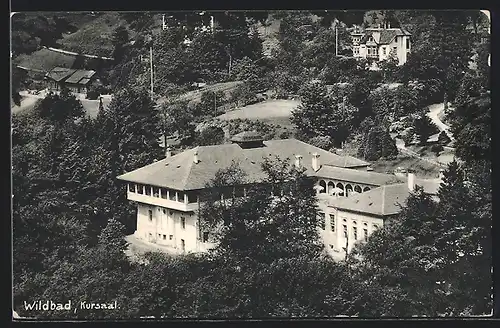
<box><xmin>152</xmin><ymin>187</ymin><xmax>159</xmax><ymax>197</ymax></box>
<box><xmin>181</xmin><ymin>217</ymin><xmax>186</xmax><ymax>229</ymax></box>
<box><xmin>169</xmin><ymin>190</ymin><xmax>176</xmax><ymax>201</ymax></box>
<box><xmin>406</xmin><ymin>38</ymin><xmax>410</xmax><ymax>49</ymax></box>
<box><xmin>148</xmin><ymin>209</ymin><xmax>153</xmax><ymax>222</ymax></box>
<box><xmin>382</xmin><ymin>47</ymin><xmax>386</xmax><ymax>55</ymax></box>
<box><xmin>137</xmin><ymin>184</ymin><xmax>144</xmax><ymax>194</ymax></box>
<box><xmin>318</xmin><ymin>212</ymin><xmax>325</xmax><ymax>230</ymax></box>
<box><xmin>128</xmin><ymin>184</ymin><xmax>134</xmax><ymax>192</ymax></box>
<box><xmin>343</xmin><ymin>225</ymin><xmax>348</xmax><ymax>238</ymax></box>
<box><xmin>353</xmin><ymin>46</ymin><xmax>360</xmax><ymax>55</ymax></box>
<box><xmin>178</xmin><ymin>192</ymin><xmax>185</xmax><ymax>203</ymax></box>
<box><xmin>145</xmin><ymin>186</ymin><xmax>152</xmax><ymax>196</ymax></box>
<box><xmin>187</xmin><ymin>192</ymin><xmax>198</xmax><ymax>204</ymax></box>
<box><xmin>373</xmin><ymin>224</ymin><xmax>379</xmax><ymax>231</ymax></box>
<box><xmin>161</xmin><ymin>188</ymin><xmax>168</xmax><ymax>199</ymax></box>
<box><xmin>163</xmin><ymin>234</ymin><xmax>166</xmax><ymax>240</ymax></box>
<box><xmin>353</xmin><ymin>227</ymin><xmax>358</xmax><ymax>240</ymax></box>
<box><xmin>203</xmin><ymin>232</ymin><xmax>209</xmax><ymax>243</ymax></box>
<box><xmin>393</xmin><ymin>46</ymin><xmax>397</xmax><ymax>54</ymax></box>
<box><xmin>329</xmin><ymin>214</ymin><xmax>335</xmax><ymax>232</ymax></box>
<box><xmin>163</xmin><ymin>209</ymin><xmax>167</xmax><ymax>214</ymax></box>
<box><xmin>169</xmin><ymin>235</ymin><xmax>173</xmax><ymax>240</ymax></box>
<box><xmin>364</xmin><ymin>228</ymin><xmax>368</xmax><ymax>241</ymax></box>
<box><xmin>367</xmin><ymin>46</ymin><xmax>377</xmax><ymax>57</ymax></box>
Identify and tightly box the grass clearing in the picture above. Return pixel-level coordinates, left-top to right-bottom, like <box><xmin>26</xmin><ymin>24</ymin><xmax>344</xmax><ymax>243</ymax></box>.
<box><xmin>16</xmin><ymin>48</ymin><xmax>77</xmax><ymax>71</ymax></box>
<box><xmin>57</xmin><ymin>12</ymin><xmax>129</xmax><ymax>57</ymax></box>
<box><xmin>371</xmin><ymin>154</ymin><xmax>441</xmax><ymax>179</ymax></box>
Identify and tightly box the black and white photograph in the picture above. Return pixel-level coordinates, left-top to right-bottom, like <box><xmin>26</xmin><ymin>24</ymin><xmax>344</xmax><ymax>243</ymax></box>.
<box><xmin>10</xmin><ymin>9</ymin><xmax>492</xmax><ymax>320</ymax></box>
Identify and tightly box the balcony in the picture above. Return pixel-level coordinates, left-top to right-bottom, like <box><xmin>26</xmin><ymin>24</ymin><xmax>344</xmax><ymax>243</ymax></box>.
<box><xmin>127</xmin><ymin>191</ymin><xmax>199</xmax><ymax>212</ymax></box>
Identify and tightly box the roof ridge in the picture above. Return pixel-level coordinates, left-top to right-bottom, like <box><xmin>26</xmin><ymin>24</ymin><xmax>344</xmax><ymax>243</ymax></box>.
<box><xmin>180</xmin><ymin>148</ymin><xmax>198</xmax><ymax>190</ymax></box>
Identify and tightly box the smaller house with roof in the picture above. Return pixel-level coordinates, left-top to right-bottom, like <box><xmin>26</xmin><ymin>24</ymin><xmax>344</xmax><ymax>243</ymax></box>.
<box><xmin>323</xmin><ymin>173</ymin><xmax>440</xmax><ymax>254</ymax></box>
<box><xmin>351</xmin><ymin>24</ymin><xmax>411</xmax><ymax>65</ymax></box>
<box><xmin>45</xmin><ymin>67</ymin><xmax>97</xmax><ymax>94</ymax></box>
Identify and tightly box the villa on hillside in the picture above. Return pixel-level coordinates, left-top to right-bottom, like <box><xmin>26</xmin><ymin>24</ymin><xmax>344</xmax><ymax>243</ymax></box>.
<box><xmin>45</xmin><ymin>67</ymin><xmax>97</xmax><ymax>94</ymax></box>
<box><xmin>351</xmin><ymin>23</ymin><xmax>411</xmax><ymax>66</ymax></box>
<box><xmin>117</xmin><ymin>131</ymin><xmax>440</xmax><ymax>257</ymax></box>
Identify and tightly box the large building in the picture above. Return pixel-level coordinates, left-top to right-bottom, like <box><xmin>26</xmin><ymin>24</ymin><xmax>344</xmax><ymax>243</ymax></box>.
<box><xmin>351</xmin><ymin>25</ymin><xmax>411</xmax><ymax>66</ymax></box>
<box><xmin>117</xmin><ymin>131</ymin><xmax>439</xmax><ymax>256</ymax></box>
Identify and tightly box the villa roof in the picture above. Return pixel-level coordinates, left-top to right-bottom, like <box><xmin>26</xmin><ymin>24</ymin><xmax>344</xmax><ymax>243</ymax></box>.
<box><xmin>359</xmin><ymin>28</ymin><xmax>411</xmax><ymax>45</ymax></box>
<box><xmin>332</xmin><ymin>179</ymin><xmax>441</xmax><ymax>216</ymax></box>
<box><xmin>64</xmin><ymin>69</ymin><xmax>96</xmax><ymax>85</ymax></box>
<box><xmin>46</xmin><ymin>67</ymin><xmax>77</xmax><ymax>82</ymax></box>
<box><xmin>117</xmin><ymin>138</ymin><xmax>370</xmax><ymax>191</ymax></box>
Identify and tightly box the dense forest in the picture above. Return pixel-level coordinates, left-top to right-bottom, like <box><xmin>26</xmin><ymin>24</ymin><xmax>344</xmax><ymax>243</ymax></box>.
<box><xmin>12</xmin><ymin>10</ymin><xmax>491</xmax><ymax>318</ymax></box>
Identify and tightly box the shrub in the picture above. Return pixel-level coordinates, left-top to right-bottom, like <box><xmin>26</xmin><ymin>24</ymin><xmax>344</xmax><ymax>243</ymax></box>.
<box><xmin>438</xmin><ymin>131</ymin><xmax>452</xmax><ymax>145</ymax></box>
<box><xmin>308</xmin><ymin>135</ymin><xmax>333</xmax><ymax>150</ymax></box>
<box><xmin>431</xmin><ymin>144</ymin><xmax>444</xmax><ymax>155</ymax></box>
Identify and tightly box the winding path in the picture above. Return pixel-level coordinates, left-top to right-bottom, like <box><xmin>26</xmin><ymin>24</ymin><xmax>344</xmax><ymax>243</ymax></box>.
<box><xmin>426</xmin><ymin>103</ymin><xmax>455</xmax><ymax>141</ymax></box>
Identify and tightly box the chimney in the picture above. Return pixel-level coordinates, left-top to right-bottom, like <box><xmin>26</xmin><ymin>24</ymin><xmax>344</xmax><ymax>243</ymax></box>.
<box><xmin>193</xmin><ymin>151</ymin><xmax>200</xmax><ymax>164</ymax></box>
<box><xmin>166</xmin><ymin>147</ymin><xmax>172</xmax><ymax>158</ymax></box>
<box><xmin>408</xmin><ymin>172</ymin><xmax>415</xmax><ymax>192</ymax></box>
<box><xmin>312</xmin><ymin>153</ymin><xmax>321</xmax><ymax>171</ymax></box>
<box><xmin>294</xmin><ymin>154</ymin><xmax>303</xmax><ymax>169</ymax></box>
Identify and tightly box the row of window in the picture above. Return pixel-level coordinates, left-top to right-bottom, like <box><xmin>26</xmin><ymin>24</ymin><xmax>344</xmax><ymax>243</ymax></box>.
<box><xmin>318</xmin><ymin>181</ymin><xmax>371</xmax><ymax>196</ymax></box>
<box><xmin>129</xmin><ymin>183</ymin><xmax>198</xmax><ymax>203</ymax></box>
<box><xmin>147</xmin><ymin>208</ymin><xmax>187</xmax><ymax>229</ymax></box>
<box><xmin>318</xmin><ymin>212</ymin><xmax>379</xmax><ymax>241</ymax></box>
<box><xmin>147</xmin><ymin>208</ymin><xmax>210</xmax><ymax>243</ymax></box>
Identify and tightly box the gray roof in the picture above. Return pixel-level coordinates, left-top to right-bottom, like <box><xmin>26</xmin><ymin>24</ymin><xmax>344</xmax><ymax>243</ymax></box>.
<box><xmin>46</xmin><ymin>67</ymin><xmax>77</xmax><ymax>82</ymax></box>
<box><xmin>117</xmin><ymin>139</ymin><xmax>370</xmax><ymax>191</ymax></box>
<box><xmin>333</xmin><ymin>180</ymin><xmax>440</xmax><ymax>216</ymax></box>
<box><xmin>359</xmin><ymin>28</ymin><xmax>411</xmax><ymax>45</ymax></box>
<box><xmin>65</xmin><ymin>69</ymin><xmax>96</xmax><ymax>85</ymax></box>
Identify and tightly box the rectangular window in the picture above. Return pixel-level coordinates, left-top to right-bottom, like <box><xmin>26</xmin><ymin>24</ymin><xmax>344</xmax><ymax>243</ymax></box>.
<box><xmin>343</xmin><ymin>225</ymin><xmax>348</xmax><ymax>238</ymax></box>
<box><xmin>178</xmin><ymin>192</ymin><xmax>185</xmax><ymax>203</ymax></box>
<box><xmin>318</xmin><ymin>212</ymin><xmax>325</xmax><ymax>230</ymax></box>
<box><xmin>162</xmin><ymin>208</ymin><xmax>166</xmax><ymax>214</ymax></box>
<box><xmin>406</xmin><ymin>38</ymin><xmax>410</xmax><ymax>49</ymax></box>
<box><xmin>161</xmin><ymin>188</ymin><xmax>168</xmax><ymax>199</ymax></box>
<box><xmin>169</xmin><ymin>190</ymin><xmax>176</xmax><ymax>201</ymax></box>
<box><xmin>181</xmin><ymin>217</ymin><xmax>186</xmax><ymax>229</ymax></box>
<box><xmin>145</xmin><ymin>186</ymin><xmax>152</xmax><ymax>196</ymax></box>
<box><xmin>203</xmin><ymin>232</ymin><xmax>209</xmax><ymax>243</ymax></box>
<box><xmin>163</xmin><ymin>234</ymin><xmax>166</xmax><ymax>240</ymax></box>
<box><xmin>153</xmin><ymin>187</ymin><xmax>160</xmax><ymax>197</ymax></box>
<box><xmin>364</xmin><ymin>228</ymin><xmax>368</xmax><ymax>241</ymax></box>
<box><xmin>128</xmin><ymin>184</ymin><xmax>134</xmax><ymax>192</ymax></box>
<box><xmin>382</xmin><ymin>47</ymin><xmax>386</xmax><ymax>55</ymax></box>
<box><xmin>187</xmin><ymin>192</ymin><xmax>198</xmax><ymax>204</ymax></box>
<box><xmin>169</xmin><ymin>235</ymin><xmax>173</xmax><ymax>240</ymax></box>
<box><xmin>353</xmin><ymin>46</ymin><xmax>359</xmax><ymax>55</ymax></box>
<box><xmin>137</xmin><ymin>184</ymin><xmax>144</xmax><ymax>194</ymax></box>
<box><xmin>393</xmin><ymin>46</ymin><xmax>397</xmax><ymax>54</ymax></box>
<box><xmin>353</xmin><ymin>227</ymin><xmax>358</xmax><ymax>240</ymax></box>
<box><xmin>329</xmin><ymin>214</ymin><xmax>335</xmax><ymax>232</ymax></box>
<box><xmin>148</xmin><ymin>209</ymin><xmax>153</xmax><ymax>222</ymax></box>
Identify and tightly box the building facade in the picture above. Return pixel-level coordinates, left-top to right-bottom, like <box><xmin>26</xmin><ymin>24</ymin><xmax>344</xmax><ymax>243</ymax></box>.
<box><xmin>45</xmin><ymin>67</ymin><xmax>96</xmax><ymax>95</ymax></box>
<box><xmin>117</xmin><ymin>132</ymin><xmax>439</xmax><ymax>256</ymax></box>
<box><xmin>351</xmin><ymin>26</ymin><xmax>411</xmax><ymax>66</ymax></box>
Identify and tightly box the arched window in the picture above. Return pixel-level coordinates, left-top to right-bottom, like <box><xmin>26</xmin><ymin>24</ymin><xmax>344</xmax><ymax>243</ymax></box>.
<box><xmin>363</xmin><ymin>186</ymin><xmax>371</xmax><ymax>192</ymax></box>
<box><xmin>354</xmin><ymin>185</ymin><xmax>362</xmax><ymax>193</ymax></box>
<box><xmin>319</xmin><ymin>180</ymin><xmax>327</xmax><ymax>194</ymax></box>
<box><xmin>352</xmin><ymin>221</ymin><xmax>357</xmax><ymax>225</ymax></box>
<box><xmin>345</xmin><ymin>184</ymin><xmax>353</xmax><ymax>197</ymax></box>
<box><xmin>327</xmin><ymin>181</ymin><xmax>335</xmax><ymax>195</ymax></box>
<box><xmin>336</xmin><ymin>182</ymin><xmax>345</xmax><ymax>197</ymax></box>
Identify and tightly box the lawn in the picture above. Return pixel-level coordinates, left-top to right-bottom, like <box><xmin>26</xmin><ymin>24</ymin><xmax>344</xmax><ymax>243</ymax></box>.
<box><xmin>15</xmin><ymin>48</ymin><xmax>77</xmax><ymax>71</ymax></box>
<box><xmin>407</xmin><ymin>144</ymin><xmax>455</xmax><ymax>166</ymax></box>
<box><xmin>56</xmin><ymin>12</ymin><xmax>130</xmax><ymax>57</ymax></box>
<box><xmin>159</xmin><ymin>81</ymin><xmax>244</xmax><ymax>106</ymax></box>
<box><xmin>371</xmin><ymin>154</ymin><xmax>442</xmax><ymax>179</ymax></box>
<box><xmin>216</xmin><ymin>99</ymin><xmax>300</xmax><ymax>129</ymax></box>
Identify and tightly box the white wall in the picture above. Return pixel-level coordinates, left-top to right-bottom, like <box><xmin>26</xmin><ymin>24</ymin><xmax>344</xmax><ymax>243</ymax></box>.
<box><xmin>317</xmin><ymin>206</ymin><xmax>384</xmax><ymax>255</ymax></box>
<box><xmin>135</xmin><ymin>203</ymin><xmax>199</xmax><ymax>253</ymax></box>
